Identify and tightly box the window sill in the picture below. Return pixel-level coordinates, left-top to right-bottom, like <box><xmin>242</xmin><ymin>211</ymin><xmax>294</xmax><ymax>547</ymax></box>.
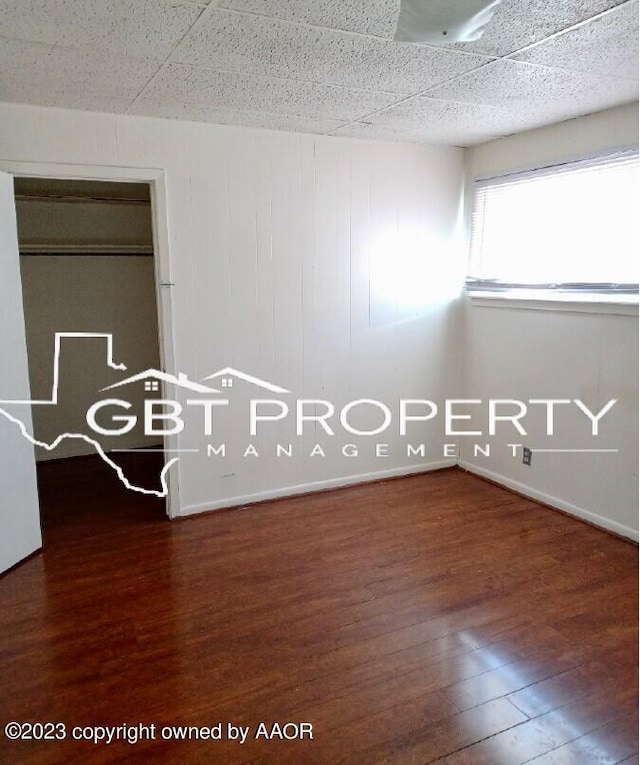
<box><xmin>467</xmin><ymin>291</ymin><xmax>639</xmax><ymax>316</ymax></box>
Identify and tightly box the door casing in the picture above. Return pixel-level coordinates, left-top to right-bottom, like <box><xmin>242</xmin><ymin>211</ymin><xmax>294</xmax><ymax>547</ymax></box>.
<box><xmin>0</xmin><ymin>160</ymin><xmax>180</xmax><ymax>519</ymax></box>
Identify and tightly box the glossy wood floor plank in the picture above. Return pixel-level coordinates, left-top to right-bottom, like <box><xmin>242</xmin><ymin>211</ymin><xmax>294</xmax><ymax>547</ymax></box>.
<box><xmin>433</xmin><ymin>686</ymin><xmax>639</xmax><ymax>765</ymax></box>
<box><xmin>0</xmin><ymin>456</ymin><xmax>637</xmax><ymax>764</ymax></box>
<box><xmin>523</xmin><ymin>714</ymin><xmax>640</xmax><ymax>764</ymax></box>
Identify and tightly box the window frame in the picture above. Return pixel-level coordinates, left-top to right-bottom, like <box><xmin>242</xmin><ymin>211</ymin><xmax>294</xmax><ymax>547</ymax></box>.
<box><xmin>466</xmin><ymin>148</ymin><xmax>640</xmax><ymax>306</ymax></box>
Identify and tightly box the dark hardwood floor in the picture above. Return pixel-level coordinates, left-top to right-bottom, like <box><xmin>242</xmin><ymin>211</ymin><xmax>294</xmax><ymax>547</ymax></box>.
<box><xmin>0</xmin><ymin>457</ymin><xmax>637</xmax><ymax>764</ymax></box>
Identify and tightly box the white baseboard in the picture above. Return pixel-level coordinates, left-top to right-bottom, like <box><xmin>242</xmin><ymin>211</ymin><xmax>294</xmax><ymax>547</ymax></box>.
<box><xmin>179</xmin><ymin>459</ymin><xmax>457</xmax><ymax>517</ymax></box>
<box><xmin>459</xmin><ymin>460</ymin><xmax>638</xmax><ymax>542</ymax></box>
<box><xmin>178</xmin><ymin>457</ymin><xmax>638</xmax><ymax>543</ymax></box>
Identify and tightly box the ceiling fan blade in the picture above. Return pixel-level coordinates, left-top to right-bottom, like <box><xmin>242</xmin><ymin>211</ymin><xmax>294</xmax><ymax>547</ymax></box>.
<box><xmin>394</xmin><ymin>0</ymin><xmax>502</xmax><ymax>44</ymax></box>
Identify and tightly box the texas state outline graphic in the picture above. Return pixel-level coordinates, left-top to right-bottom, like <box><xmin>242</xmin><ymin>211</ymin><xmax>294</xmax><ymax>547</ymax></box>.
<box><xmin>0</xmin><ymin>333</ymin><xmax>178</xmax><ymax>497</ymax></box>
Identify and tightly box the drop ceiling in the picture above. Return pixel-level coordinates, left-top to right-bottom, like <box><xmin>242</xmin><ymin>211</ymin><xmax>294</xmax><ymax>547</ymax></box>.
<box><xmin>0</xmin><ymin>0</ymin><xmax>637</xmax><ymax>146</ymax></box>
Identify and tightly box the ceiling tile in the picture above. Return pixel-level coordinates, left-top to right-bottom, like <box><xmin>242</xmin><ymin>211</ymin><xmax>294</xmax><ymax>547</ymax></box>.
<box><xmin>217</xmin><ymin>0</ymin><xmax>630</xmax><ymax>57</ymax></box>
<box><xmin>454</xmin><ymin>0</ymin><xmax>628</xmax><ymax>56</ymax></box>
<box><xmin>128</xmin><ymin>100</ymin><xmax>344</xmax><ymax>133</ymax></box>
<box><xmin>0</xmin><ymin>38</ymin><xmax>159</xmax><ymax>103</ymax></box>
<box><xmin>135</xmin><ymin>63</ymin><xmax>403</xmax><ymax>121</ymax></box>
<box><xmin>349</xmin><ymin>95</ymin><xmax>528</xmax><ymax>144</ymax></box>
<box><xmin>174</xmin><ymin>9</ymin><xmax>491</xmax><ymax>96</ymax></box>
<box><xmin>427</xmin><ymin>58</ymin><xmax>638</xmax><ymax>125</ymax></box>
<box><xmin>218</xmin><ymin>0</ymin><xmax>400</xmax><ymax>38</ymax></box>
<box><xmin>332</xmin><ymin>120</ymin><xmax>500</xmax><ymax>146</ymax></box>
<box><xmin>514</xmin><ymin>1</ymin><xmax>639</xmax><ymax>80</ymax></box>
<box><xmin>332</xmin><ymin>122</ymin><xmax>428</xmax><ymax>143</ymax></box>
<box><xmin>0</xmin><ymin>0</ymin><xmax>635</xmax><ymax>145</ymax></box>
<box><xmin>0</xmin><ymin>0</ymin><xmax>203</xmax><ymax>60</ymax></box>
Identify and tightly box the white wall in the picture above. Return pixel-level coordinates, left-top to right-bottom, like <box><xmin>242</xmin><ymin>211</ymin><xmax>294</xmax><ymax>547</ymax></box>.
<box><xmin>461</xmin><ymin>104</ymin><xmax>639</xmax><ymax>540</ymax></box>
<box><xmin>20</xmin><ymin>255</ymin><xmax>161</xmax><ymax>460</ymax></box>
<box><xmin>0</xmin><ymin>102</ymin><xmax>466</xmax><ymax>514</ymax></box>
<box><xmin>467</xmin><ymin>103</ymin><xmax>638</xmax><ymax>179</ymax></box>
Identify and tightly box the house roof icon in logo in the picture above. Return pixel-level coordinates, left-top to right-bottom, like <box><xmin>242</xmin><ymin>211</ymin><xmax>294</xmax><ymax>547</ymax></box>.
<box><xmin>202</xmin><ymin>367</ymin><xmax>289</xmax><ymax>394</ymax></box>
<box><xmin>101</xmin><ymin>369</ymin><xmax>221</xmax><ymax>394</ymax></box>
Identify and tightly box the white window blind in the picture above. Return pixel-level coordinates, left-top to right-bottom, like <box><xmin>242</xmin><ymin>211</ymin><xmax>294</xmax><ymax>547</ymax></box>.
<box><xmin>467</xmin><ymin>150</ymin><xmax>639</xmax><ymax>296</ymax></box>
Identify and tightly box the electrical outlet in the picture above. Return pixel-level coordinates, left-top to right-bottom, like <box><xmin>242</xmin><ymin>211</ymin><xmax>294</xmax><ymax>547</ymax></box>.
<box><xmin>522</xmin><ymin>447</ymin><xmax>532</xmax><ymax>466</ymax></box>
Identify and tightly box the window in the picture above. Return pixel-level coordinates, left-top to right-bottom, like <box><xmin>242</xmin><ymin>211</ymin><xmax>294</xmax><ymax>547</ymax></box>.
<box><xmin>467</xmin><ymin>150</ymin><xmax>639</xmax><ymax>300</ymax></box>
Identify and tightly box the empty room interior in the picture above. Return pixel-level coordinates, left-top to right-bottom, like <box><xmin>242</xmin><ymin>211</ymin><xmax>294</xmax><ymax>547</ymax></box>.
<box><xmin>0</xmin><ymin>1</ymin><xmax>637</xmax><ymax>763</ymax></box>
